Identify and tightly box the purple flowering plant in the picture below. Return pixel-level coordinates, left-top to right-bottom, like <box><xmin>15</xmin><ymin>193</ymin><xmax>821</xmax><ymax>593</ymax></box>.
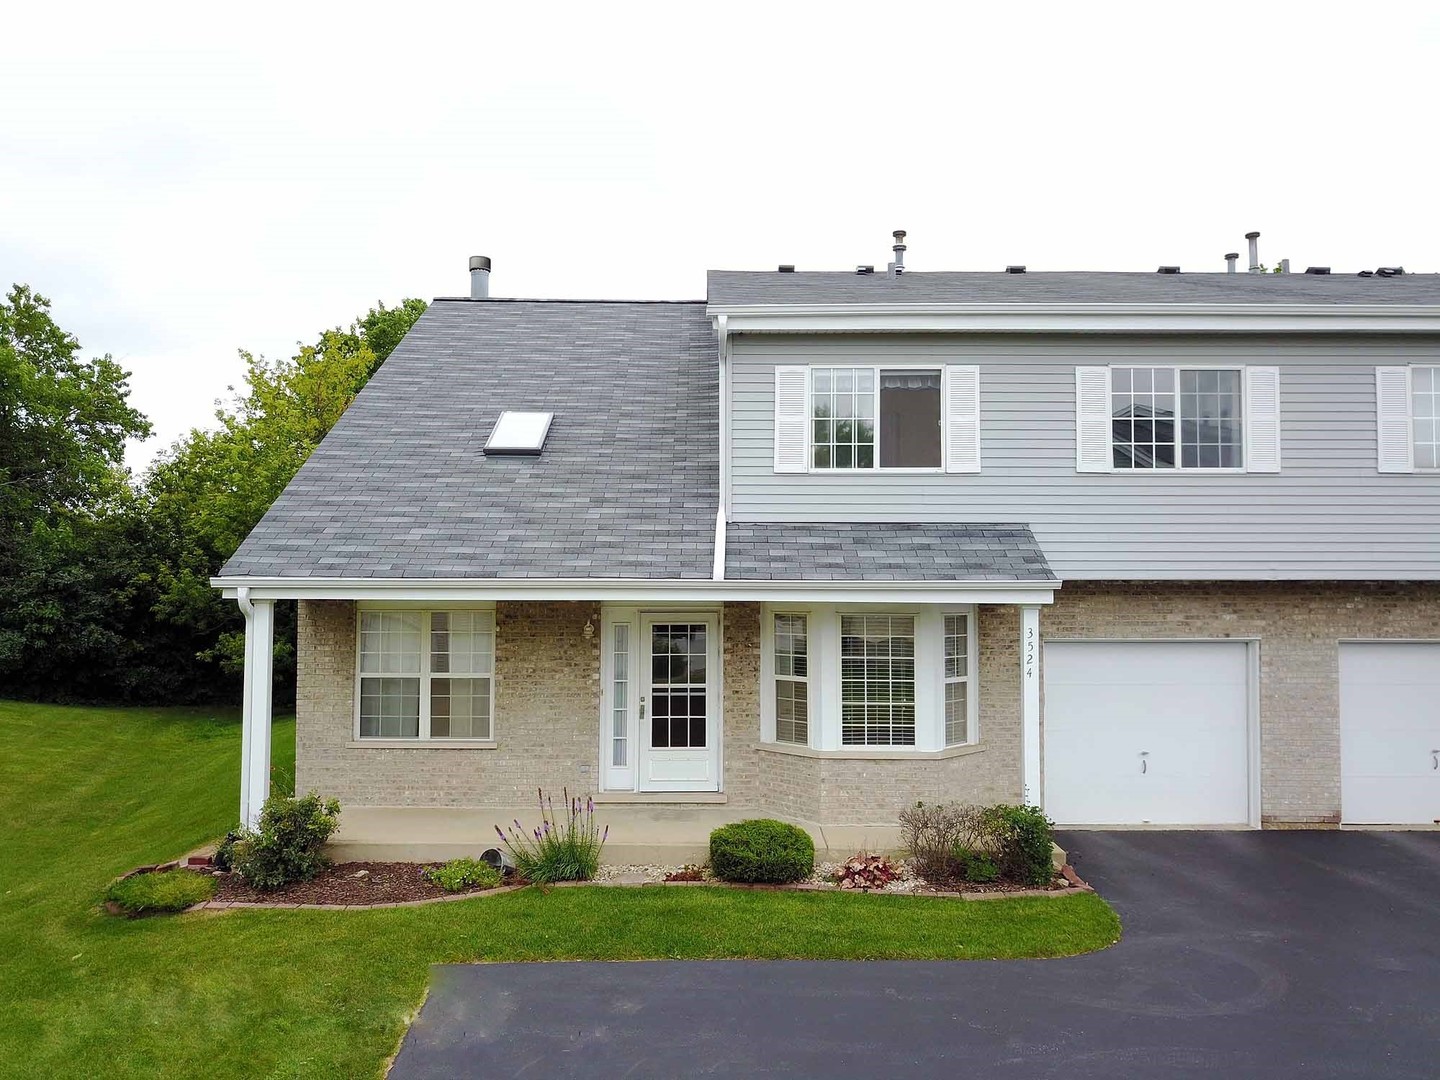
<box><xmin>494</xmin><ymin>788</ymin><xmax>608</xmax><ymax>883</ymax></box>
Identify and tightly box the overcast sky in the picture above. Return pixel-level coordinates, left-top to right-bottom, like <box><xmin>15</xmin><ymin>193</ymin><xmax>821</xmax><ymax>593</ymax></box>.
<box><xmin>4</xmin><ymin>1</ymin><xmax>1438</xmax><ymax>468</ymax></box>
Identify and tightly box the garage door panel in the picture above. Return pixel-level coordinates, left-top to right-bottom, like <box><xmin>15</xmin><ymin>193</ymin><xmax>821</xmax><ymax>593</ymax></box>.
<box><xmin>1044</xmin><ymin>641</ymin><xmax>1252</xmax><ymax>826</ymax></box>
<box><xmin>1340</xmin><ymin>643</ymin><xmax>1440</xmax><ymax>825</ymax></box>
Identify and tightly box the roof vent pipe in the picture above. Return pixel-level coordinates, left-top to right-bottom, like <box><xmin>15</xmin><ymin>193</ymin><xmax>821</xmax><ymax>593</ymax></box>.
<box><xmin>887</xmin><ymin>230</ymin><xmax>907</xmax><ymax>277</ymax></box>
<box><xmin>1225</xmin><ymin>252</ymin><xmax>1239</xmax><ymax>273</ymax></box>
<box><xmin>1246</xmin><ymin>231</ymin><xmax>1261</xmax><ymax>273</ymax></box>
<box><xmin>1280</xmin><ymin>258</ymin><xmax>1291</xmax><ymax>274</ymax></box>
<box><xmin>469</xmin><ymin>256</ymin><xmax>491</xmax><ymax>299</ymax></box>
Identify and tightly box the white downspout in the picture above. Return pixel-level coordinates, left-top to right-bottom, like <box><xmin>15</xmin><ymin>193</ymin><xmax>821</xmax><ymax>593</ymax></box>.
<box><xmin>236</xmin><ymin>587</ymin><xmax>275</xmax><ymax>829</ymax></box>
<box><xmin>715</xmin><ymin>313</ymin><xmax>730</xmax><ymax>581</ymax></box>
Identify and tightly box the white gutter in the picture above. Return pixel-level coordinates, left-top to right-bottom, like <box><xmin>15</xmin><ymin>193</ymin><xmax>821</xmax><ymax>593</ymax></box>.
<box><xmin>706</xmin><ymin>301</ymin><xmax>1440</xmax><ymax>335</ymax></box>
<box><xmin>210</xmin><ymin>575</ymin><xmax>1060</xmax><ymax>606</ymax></box>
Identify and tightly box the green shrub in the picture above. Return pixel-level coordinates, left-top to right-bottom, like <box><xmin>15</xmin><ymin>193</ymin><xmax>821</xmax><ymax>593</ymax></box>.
<box><xmin>496</xmin><ymin>789</ymin><xmax>607</xmax><ymax>884</ymax></box>
<box><xmin>230</xmin><ymin>792</ymin><xmax>342</xmax><ymax>891</ymax></box>
<box><xmin>105</xmin><ymin>870</ymin><xmax>214</xmax><ymax>915</ymax></box>
<box><xmin>954</xmin><ymin>847</ymin><xmax>1000</xmax><ymax>884</ymax></box>
<box><xmin>212</xmin><ymin>829</ymin><xmax>243</xmax><ymax>872</ymax></box>
<box><xmin>709</xmin><ymin>819</ymin><xmax>814</xmax><ymax>884</ymax></box>
<box><xmin>424</xmin><ymin>858</ymin><xmax>503</xmax><ymax>893</ymax></box>
<box><xmin>981</xmin><ymin>804</ymin><xmax>1056</xmax><ymax>887</ymax></box>
<box><xmin>898</xmin><ymin>802</ymin><xmax>987</xmax><ymax>883</ymax></box>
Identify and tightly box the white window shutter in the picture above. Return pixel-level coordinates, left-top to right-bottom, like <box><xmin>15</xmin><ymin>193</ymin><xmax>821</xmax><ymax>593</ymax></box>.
<box><xmin>1376</xmin><ymin>366</ymin><xmax>1414</xmax><ymax>474</ymax></box>
<box><xmin>944</xmin><ymin>365</ymin><xmax>981</xmax><ymax>473</ymax></box>
<box><xmin>1075</xmin><ymin>366</ymin><xmax>1112</xmax><ymax>473</ymax></box>
<box><xmin>774</xmin><ymin>366</ymin><xmax>809</xmax><ymax>473</ymax></box>
<box><xmin>1243</xmin><ymin>366</ymin><xmax>1282</xmax><ymax>473</ymax></box>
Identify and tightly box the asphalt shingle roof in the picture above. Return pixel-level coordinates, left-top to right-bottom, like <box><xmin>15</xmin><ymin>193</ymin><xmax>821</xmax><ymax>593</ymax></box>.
<box><xmin>221</xmin><ymin>300</ymin><xmax>718</xmax><ymax>579</ymax></box>
<box><xmin>725</xmin><ymin>523</ymin><xmax>1054</xmax><ymax>581</ymax></box>
<box><xmin>707</xmin><ymin>269</ymin><xmax>1440</xmax><ymax>307</ymax></box>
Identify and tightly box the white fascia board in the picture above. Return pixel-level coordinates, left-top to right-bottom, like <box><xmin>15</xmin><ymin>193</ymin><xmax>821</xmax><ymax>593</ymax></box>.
<box><xmin>211</xmin><ymin>576</ymin><xmax>1060</xmax><ymax>605</ymax></box>
<box><xmin>708</xmin><ymin>303</ymin><xmax>1440</xmax><ymax>334</ymax></box>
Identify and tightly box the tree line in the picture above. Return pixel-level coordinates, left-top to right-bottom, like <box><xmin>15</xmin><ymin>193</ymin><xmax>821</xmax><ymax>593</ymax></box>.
<box><xmin>0</xmin><ymin>284</ymin><xmax>426</xmax><ymax>705</ymax></box>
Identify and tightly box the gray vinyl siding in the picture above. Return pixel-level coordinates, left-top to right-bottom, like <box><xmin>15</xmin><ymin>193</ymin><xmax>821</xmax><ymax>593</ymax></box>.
<box><xmin>729</xmin><ymin>333</ymin><xmax>1440</xmax><ymax>580</ymax></box>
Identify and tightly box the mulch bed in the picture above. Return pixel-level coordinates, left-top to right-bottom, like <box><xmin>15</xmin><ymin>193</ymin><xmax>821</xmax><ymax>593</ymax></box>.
<box><xmin>205</xmin><ymin>861</ymin><xmax>503</xmax><ymax>905</ymax></box>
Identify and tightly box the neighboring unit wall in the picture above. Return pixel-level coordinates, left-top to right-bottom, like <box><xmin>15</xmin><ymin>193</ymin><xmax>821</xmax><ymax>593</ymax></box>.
<box><xmin>728</xmin><ymin>333</ymin><xmax>1440</xmax><ymax>578</ymax></box>
<box><xmin>296</xmin><ymin>599</ymin><xmax>603</xmax><ymax>806</ymax></box>
<box><xmin>1041</xmin><ymin>581</ymin><xmax>1440</xmax><ymax>825</ymax></box>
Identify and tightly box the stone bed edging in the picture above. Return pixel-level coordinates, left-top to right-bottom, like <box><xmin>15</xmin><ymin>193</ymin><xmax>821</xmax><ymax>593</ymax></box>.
<box><xmin>176</xmin><ymin>866</ymin><xmax>1092</xmax><ymax>914</ymax></box>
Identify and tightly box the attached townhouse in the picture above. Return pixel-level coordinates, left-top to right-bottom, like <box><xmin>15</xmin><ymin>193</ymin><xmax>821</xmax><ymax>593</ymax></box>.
<box><xmin>215</xmin><ymin>250</ymin><xmax>1440</xmax><ymax>859</ymax></box>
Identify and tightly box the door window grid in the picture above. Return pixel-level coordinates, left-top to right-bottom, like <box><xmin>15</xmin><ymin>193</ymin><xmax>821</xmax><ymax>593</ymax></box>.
<box><xmin>358</xmin><ymin>610</ymin><xmax>493</xmax><ymax>740</ymax></box>
<box><xmin>1111</xmin><ymin>366</ymin><xmax>1243</xmax><ymax>470</ymax></box>
<box><xmin>650</xmin><ymin>624</ymin><xmax>707</xmax><ymax>749</ymax></box>
<box><xmin>773</xmin><ymin>613</ymin><xmax>809</xmax><ymax>745</ymax></box>
<box><xmin>1413</xmin><ymin>366</ymin><xmax>1440</xmax><ymax>469</ymax></box>
<box><xmin>944</xmin><ymin>613</ymin><xmax>969</xmax><ymax>746</ymax></box>
<box><xmin>840</xmin><ymin>614</ymin><xmax>917</xmax><ymax>746</ymax></box>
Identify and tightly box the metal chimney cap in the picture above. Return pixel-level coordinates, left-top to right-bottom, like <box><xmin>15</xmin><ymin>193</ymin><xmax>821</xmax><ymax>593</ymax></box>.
<box><xmin>1225</xmin><ymin>252</ymin><xmax>1240</xmax><ymax>260</ymax></box>
<box><xmin>1244</xmin><ymin>231</ymin><xmax>1260</xmax><ymax>240</ymax></box>
<box><xmin>469</xmin><ymin>256</ymin><xmax>492</xmax><ymax>272</ymax></box>
<box><xmin>892</xmin><ymin>230</ymin><xmax>906</xmax><ymax>240</ymax></box>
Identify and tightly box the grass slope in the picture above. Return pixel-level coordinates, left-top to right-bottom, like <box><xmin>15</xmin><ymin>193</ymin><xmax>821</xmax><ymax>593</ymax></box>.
<box><xmin>0</xmin><ymin>700</ymin><xmax>1120</xmax><ymax>1079</ymax></box>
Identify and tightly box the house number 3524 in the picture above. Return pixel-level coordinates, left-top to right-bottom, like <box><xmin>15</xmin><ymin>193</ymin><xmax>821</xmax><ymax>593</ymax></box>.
<box><xmin>1024</xmin><ymin>626</ymin><xmax>1036</xmax><ymax>678</ymax></box>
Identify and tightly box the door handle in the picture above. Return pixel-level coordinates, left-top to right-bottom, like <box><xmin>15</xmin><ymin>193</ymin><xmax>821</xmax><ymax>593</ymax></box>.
<box><xmin>1432</xmin><ymin>750</ymin><xmax>1438</xmax><ymax>771</ymax></box>
<box><xmin>1140</xmin><ymin>750</ymin><xmax>1149</xmax><ymax>775</ymax></box>
<box><xmin>639</xmin><ymin>696</ymin><xmax>646</xmax><ymax>721</ymax></box>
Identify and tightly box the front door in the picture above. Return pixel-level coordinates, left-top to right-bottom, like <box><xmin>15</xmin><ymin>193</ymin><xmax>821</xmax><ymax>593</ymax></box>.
<box><xmin>638</xmin><ymin>616</ymin><xmax>720</xmax><ymax>792</ymax></box>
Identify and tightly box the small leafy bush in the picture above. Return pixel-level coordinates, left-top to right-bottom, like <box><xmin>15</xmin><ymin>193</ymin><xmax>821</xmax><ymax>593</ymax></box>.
<box><xmin>230</xmin><ymin>792</ymin><xmax>342</xmax><ymax>891</ymax></box>
<box><xmin>496</xmin><ymin>789</ymin><xmax>608</xmax><ymax>883</ymax></box>
<box><xmin>833</xmin><ymin>852</ymin><xmax>899</xmax><ymax>890</ymax></box>
<box><xmin>981</xmin><ymin>804</ymin><xmax>1056</xmax><ymax>887</ymax></box>
<box><xmin>897</xmin><ymin>802</ymin><xmax>988</xmax><ymax>883</ymax></box>
<box><xmin>709</xmin><ymin>819</ymin><xmax>814</xmax><ymax>884</ymax></box>
<box><xmin>424</xmin><ymin>858</ymin><xmax>503</xmax><ymax>893</ymax></box>
<box><xmin>954</xmin><ymin>847</ymin><xmax>1001</xmax><ymax>884</ymax></box>
<box><xmin>105</xmin><ymin>870</ymin><xmax>214</xmax><ymax>915</ymax></box>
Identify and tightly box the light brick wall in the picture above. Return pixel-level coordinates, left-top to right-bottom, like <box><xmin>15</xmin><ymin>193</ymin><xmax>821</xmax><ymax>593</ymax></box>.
<box><xmin>1041</xmin><ymin>582</ymin><xmax>1440</xmax><ymax>826</ymax></box>
<box><xmin>296</xmin><ymin>600</ymin><xmax>602</xmax><ymax>806</ymax></box>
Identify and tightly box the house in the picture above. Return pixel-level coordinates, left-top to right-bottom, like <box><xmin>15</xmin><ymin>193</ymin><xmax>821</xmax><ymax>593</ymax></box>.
<box><xmin>214</xmin><ymin>244</ymin><xmax>1440</xmax><ymax>860</ymax></box>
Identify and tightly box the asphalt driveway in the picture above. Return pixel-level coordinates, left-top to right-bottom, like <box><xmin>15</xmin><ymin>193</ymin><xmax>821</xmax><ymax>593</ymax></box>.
<box><xmin>390</xmin><ymin>831</ymin><xmax>1440</xmax><ymax>1079</ymax></box>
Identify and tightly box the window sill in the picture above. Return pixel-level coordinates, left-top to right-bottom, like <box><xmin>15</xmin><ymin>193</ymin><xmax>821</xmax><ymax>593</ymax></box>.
<box><xmin>346</xmin><ymin>739</ymin><xmax>498</xmax><ymax>750</ymax></box>
<box><xmin>756</xmin><ymin>742</ymin><xmax>986</xmax><ymax>761</ymax></box>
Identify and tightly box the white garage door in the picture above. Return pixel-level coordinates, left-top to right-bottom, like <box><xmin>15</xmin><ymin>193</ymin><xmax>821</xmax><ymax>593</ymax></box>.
<box><xmin>1044</xmin><ymin>641</ymin><xmax>1253</xmax><ymax>826</ymax></box>
<box><xmin>1340</xmin><ymin>643</ymin><xmax>1440</xmax><ymax>825</ymax></box>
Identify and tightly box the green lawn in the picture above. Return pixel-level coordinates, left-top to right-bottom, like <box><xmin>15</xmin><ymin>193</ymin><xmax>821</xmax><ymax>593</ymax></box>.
<box><xmin>0</xmin><ymin>700</ymin><xmax>1120</xmax><ymax>1079</ymax></box>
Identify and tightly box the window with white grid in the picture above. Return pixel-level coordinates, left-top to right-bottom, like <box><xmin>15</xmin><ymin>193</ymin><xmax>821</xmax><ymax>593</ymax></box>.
<box><xmin>773</xmin><ymin>614</ymin><xmax>809</xmax><ymax>745</ymax></box>
<box><xmin>358</xmin><ymin>610</ymin><xmax>494</xmax><ymax>740</ymax></box>
<box><xmin>944</xmin><ymin>613</ymin><xmax>970</xmax><ymax>746</ymax></box>
<box><xmin>1111</xmin><ymin>366</ymin><xmax>1243</xmax><ymax>470</ymax></box>
<box><xmin>840</xmin><ymin>614</ymin><xmax>916</xmax><ymax>746</ymax></box>
<box><xmin>1413</xmin><ymin>366</ymin><xmax>1440</xmax><ymax>469</ymax></box>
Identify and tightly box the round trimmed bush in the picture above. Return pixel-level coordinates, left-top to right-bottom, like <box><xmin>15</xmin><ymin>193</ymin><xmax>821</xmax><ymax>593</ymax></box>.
<box><xmin>709</xmin><ymin>819</ymin><xmax>814</xmax><ymax>884</ymax></box>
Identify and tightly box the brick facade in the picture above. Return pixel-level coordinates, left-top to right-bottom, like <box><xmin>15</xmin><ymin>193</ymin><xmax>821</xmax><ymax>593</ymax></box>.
<box><xmin>294</xmin><ymin>584</ymin><xmax>1440</xmax><ymax>829</ymax></box>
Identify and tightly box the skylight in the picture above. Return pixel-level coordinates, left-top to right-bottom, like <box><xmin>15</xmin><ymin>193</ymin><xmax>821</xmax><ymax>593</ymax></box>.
<box><xmin>484</xmin><ymin>411</ymin><xmax>553</xmax><ymax>455</ymax></box>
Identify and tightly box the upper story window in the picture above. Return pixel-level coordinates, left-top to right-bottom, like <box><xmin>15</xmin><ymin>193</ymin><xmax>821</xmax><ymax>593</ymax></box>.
<box><xmin>1077</xmin><ymin>364</ymin><xmax>1280</xmax><ymax>475</ymax></box>
<box><xmin>1413</xmin><ymin>366</ymin><xmax>1440</xmax><ymax>469</ymax></box>
<box><xmin>775</xmin><ymin>365</ymin><xmax>980</xmax><ymax>475</ymax></box>
<box><xmin>811</xmin><ymin>367</ymin><xmax>942</xmax><ymax>470</ymax></box>
<box><xmin>1111</xmin><ymin>367</ymin><xmax>1243</xmax><ymax>470</ymax></box>
<box><xmin>357</xmin><ymin>609</ymin><xmax>495</xmax><ymax>741</ymax></box>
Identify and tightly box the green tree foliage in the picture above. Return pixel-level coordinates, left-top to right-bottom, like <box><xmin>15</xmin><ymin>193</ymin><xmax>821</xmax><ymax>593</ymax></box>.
<box><xmin>0</xmin><ymin>288</ymin><xmax>426</xmax><ymax>704</ymax></box>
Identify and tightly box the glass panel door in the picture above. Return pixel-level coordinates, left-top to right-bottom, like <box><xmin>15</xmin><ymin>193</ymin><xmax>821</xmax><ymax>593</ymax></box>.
<box><xmin>639</xmin><ymin>615</ymin><xmax>719</xmax><ymax>792</ymax></box>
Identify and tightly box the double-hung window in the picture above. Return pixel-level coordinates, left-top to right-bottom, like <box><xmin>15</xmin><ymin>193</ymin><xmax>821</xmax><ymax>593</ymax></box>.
<box><xmin>840</xmin><ymin>614</ymin><xmax>917</xmax><ymax>746</ymax></box>
<box><xmin>772</xmin><ymin>614</ymin><xmax>809</xmax><ymax>745</ymax></box>
<box><xmin>1111</xmin><ymin>366</ymin><xmax>1243</xmax><ymax>469</ymax></box>
<box><xmin>358</xmin><ymin>609</ymin><xmax>494</xmax><ymax>741</ymax></box>
<box><xmin>943</xmin><ymin>613</ymin><xmax>970</xmax><ymax>746</ymax></box>
<box><xmin>1410</xmin><ymin>366</ymin><xmax>1440</xmax><ymax>469</ymax></box>
<box><xmin>774</xmin><ymin>364</ymin><xmax>981</xmax><ymax>474</ymax></box>
<box><xmin>1076</xmin><ymin>364</ymin><xmax>1281</xmax><ymax>474</ymax></box>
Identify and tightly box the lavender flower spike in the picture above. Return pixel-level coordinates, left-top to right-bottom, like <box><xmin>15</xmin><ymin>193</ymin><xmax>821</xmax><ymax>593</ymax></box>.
<box><xmin>602</xmin><ymin>824</ymin><xmax>609</xmax><ymax>841</ymax></box>
<box><xmin>495</xmin><ymin>825</ymin><xmax>506</xmax><ymax>840</ymax></box>
<box><xmin>587</xmin><ymin>796</ymin><xmax>594</xmax><ymax>815</ymax></box>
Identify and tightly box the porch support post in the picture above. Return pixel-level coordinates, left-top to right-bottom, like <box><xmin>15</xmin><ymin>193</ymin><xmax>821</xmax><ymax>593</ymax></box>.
<box><xmin>1020</xmin><ymin>604</ymin><xmax>1042</xmax><ymax>806</ymax></box>
<box><xmin>237</xmin><ymin>589</ymin><xmax>275</xmax><ymax>829</ymax></box>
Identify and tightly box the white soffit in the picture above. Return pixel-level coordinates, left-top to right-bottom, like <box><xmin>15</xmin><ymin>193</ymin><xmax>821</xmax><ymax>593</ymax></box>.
<box><xmin>484</xmin><ymin>411</ymin><xmax>553</xmax><ymax>455</ymax></box>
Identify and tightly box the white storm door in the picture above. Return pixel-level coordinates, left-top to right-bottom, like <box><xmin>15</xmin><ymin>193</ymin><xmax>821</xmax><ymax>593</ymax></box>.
<box><xmin>638</xmin><ymin>616</ymin><xmax>720</xmax><ymax>792</ymax></box>
<box><xmin>1341</xmin><ymin>643</ymin><xmax>1440</xmax><ymax>825</ymax></box>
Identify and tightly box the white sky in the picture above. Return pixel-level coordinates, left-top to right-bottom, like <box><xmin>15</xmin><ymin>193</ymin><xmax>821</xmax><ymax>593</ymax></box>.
<box><xmin>3</xmin><ymin>1</ymin><xmax>1437</xmax><ymax>469</ymax></box>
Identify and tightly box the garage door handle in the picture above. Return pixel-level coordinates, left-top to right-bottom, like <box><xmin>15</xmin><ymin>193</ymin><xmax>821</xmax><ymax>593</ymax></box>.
<box><xmin>1140</xmin><ymin>750</ymin><xmax>1149</xmax><ymax>775</ymax></box>
<box><xmin>1432</xmin><ymin>751</ymin><xmax>1438</xmax><ymax>771</ymax></box>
